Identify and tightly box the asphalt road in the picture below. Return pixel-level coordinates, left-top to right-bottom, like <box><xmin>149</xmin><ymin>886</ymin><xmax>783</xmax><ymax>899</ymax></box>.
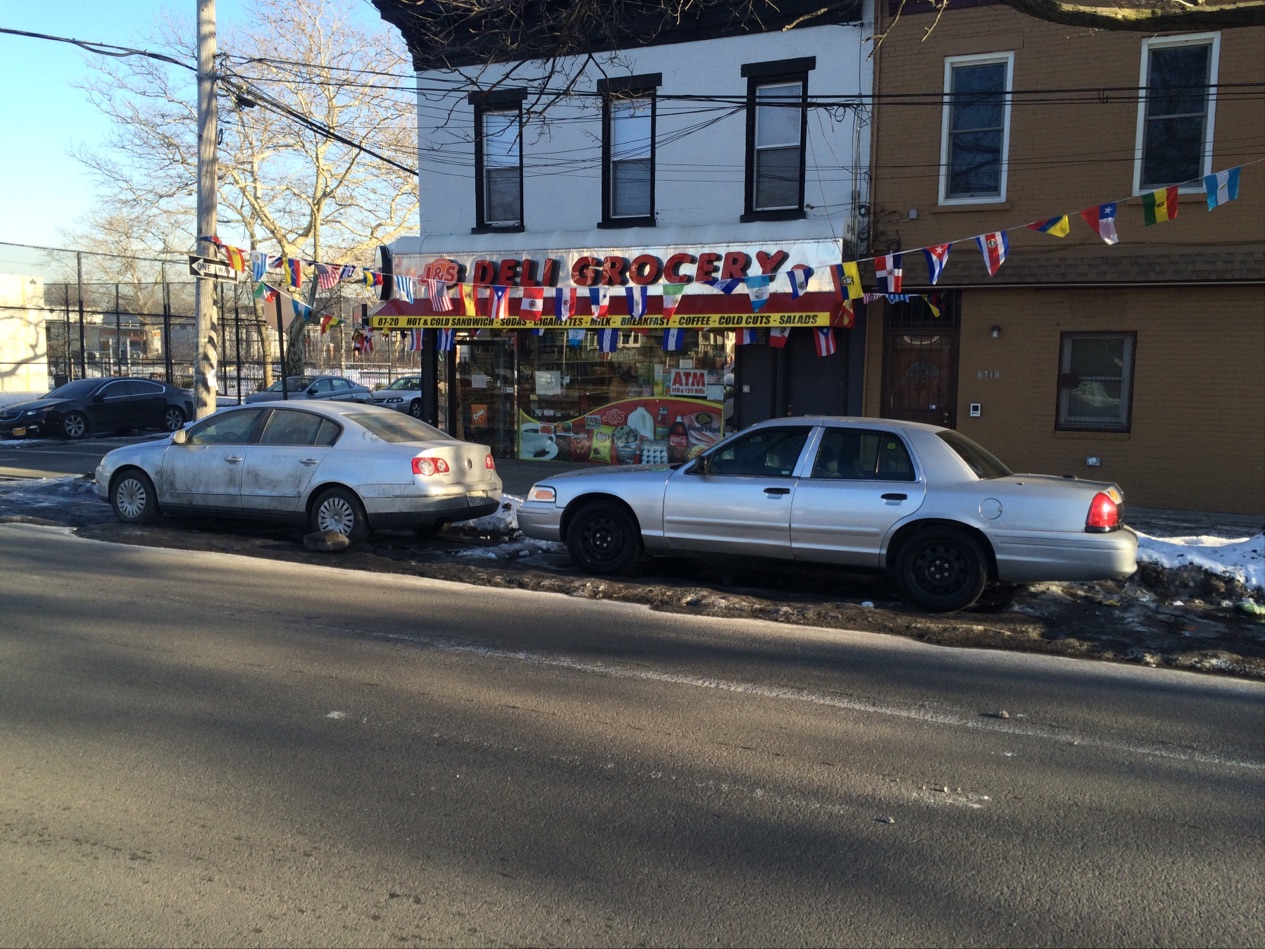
<box><xmin>2</xmin><ymin>522</ymin><xmax>1262</xmax><ymax>947</ymax></box>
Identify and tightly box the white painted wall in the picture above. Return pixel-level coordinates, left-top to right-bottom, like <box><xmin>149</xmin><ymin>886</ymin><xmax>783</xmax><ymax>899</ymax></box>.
<box><xmin>0</xmin><ymin>274</ymin><xmax>50</xmax><ymax>393</ymax></box>
<box><xmin>408</xmin><ymin>21</ymin><xmax>872</xmax><ymax>255</ymax></box>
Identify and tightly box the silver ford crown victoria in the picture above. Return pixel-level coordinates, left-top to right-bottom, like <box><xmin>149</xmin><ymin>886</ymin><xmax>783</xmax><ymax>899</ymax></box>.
<box><xmin>518</xmin><ymin>416</ymin><xmax>1138</xmax><ymax>612</ymax></box>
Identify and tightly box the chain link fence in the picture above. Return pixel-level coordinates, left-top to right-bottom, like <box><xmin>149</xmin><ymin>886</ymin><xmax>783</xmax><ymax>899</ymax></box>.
<box><xmin>0</xmin><ymin>241</ymin><xmax>420</xmax><ymax>399</ymax></box>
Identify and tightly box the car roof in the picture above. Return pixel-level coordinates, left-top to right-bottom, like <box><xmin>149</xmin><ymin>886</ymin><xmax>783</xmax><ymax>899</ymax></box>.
<box><xmin>216</xmin><ymin>400</ymin><xmax>387</xmax><ymax>419</ymax></box>
<box><xmin>744</xmin><ymin>415</ymin><xmax>950</xmax><ymax>435</ymax></box>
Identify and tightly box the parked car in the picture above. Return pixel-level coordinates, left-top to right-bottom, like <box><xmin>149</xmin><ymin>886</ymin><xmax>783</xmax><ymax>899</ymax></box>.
<box><xmin>371</xmin><ymin>375</ymin><xmax>424</xmax><ymax>417</ymax></box>
<box><xmin>517</xmin><ymin>416</ymin><xmax>1138</xmax><ymax>612</ymax></box>
<box><xmin>244</xmin><ymin>375</ymin><xmax>373</xmax><ymax>404</ymax></box>
<box><xmin>94</xmin><ymin>401</ymin><xmax>502</xmax><ymax>541</ymax></box>
<box><xmin>0</xmin><ymin>377</ymin><xmax>193</xmax><ymax>440</ymax></box>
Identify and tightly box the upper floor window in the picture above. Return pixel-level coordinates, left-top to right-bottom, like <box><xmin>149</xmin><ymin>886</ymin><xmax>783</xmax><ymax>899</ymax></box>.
<box><xmin>742</xmin><ymin>58</ymin><xmax>814</xmax><ymax>221</ymax></box>
<box><xmin>470</xmin><ymin>88</ymin><xmax>526</xmax><ymax>231</ymax></box>
<box><xmin>1136</xmin><ymin>33</ymin><xmax>1219</xmax><ymax>192</ymax></box>
<box><xmin>1056</xmin><ymin>332</ymin><xmax>1136</xmax><ymax>433</ymax></box>
<box><xmin>599</xmin><ymin>74</ymin><xmax>660</xmax><ymax>228</ymax></box>
<box><xmin>939</xmin><ymin>52</ymin><xmax>1013</xmax><ymax>204</ymax></box>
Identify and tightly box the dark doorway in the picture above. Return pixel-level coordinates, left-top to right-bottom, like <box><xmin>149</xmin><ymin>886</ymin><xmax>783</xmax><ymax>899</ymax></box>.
<box><xmin>881</xmin><ymin>294</ymin><xmax>959</xmax><ymax>428</ymax></box>
<box><xmin>733</xmin><ymin>325</ymin><xmax>853</xmax><ymax>427</ymax></box>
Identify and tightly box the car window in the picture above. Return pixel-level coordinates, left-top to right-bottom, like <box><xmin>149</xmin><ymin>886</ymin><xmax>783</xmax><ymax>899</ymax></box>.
<box><xmin>343</xmin><ymin>411</ymin><xmax>454</xmax><ymax>443</ymax></box>
<box><xmin>331</xmin><ymin>379</ymin><xmax>351</xmax><ymax>391</ymax></box>
<box><xmin>937</xmin><ymin>430</ymin><xmax>1012</xmax><ymax>479</ymax></box>
<box><xmin>258</xmin><ymin>409</ymin><xmax>333</xmax><ymax>446</ymax></box>
<box><xmin>186</xmin><ymin>409</ymin><xmax>264</xmax><ymax>445</ymax></box>
<box><xmin>98</xmin><ymin>381</ymin><xmax>130</xmax><ymax>399</ymax></box>
<box><xmin>706</xmin><ymin>426</ymin><xmax>812</xmax><ymax>477</ymax></box>
<box><xmin>124</xmin><ymin>380</ymin><xmax>163</xmax><ymax>396</ymax></box>
<box><xmin>311</xmin><ymin>379</ymin><xmax>333</xmax><ymax>394</ymax></box>
<box><xmin>314</xmin><ymin>419</ymin><xmax>341</xmax><ymax>446</ymax></box>
<box><xmin>46</xmin><ymin>379</ymin><xmax>101</xmax><ymax>399</ymax></box>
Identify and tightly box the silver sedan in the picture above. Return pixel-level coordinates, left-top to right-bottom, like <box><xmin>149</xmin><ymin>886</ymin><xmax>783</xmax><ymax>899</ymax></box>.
<box><xmin>518</xmin><ymin>416</ymin><xmax>1138</xmax><ymax>612</ymax></box>
<box><xmin>371</xmin><ymin>375</ymin><xmax>424</xmax><ymax>417</ymax></box>
<box><xmin>95</xmin><ymin>402</ymin><xmax>502</xmax><ymax>541</ymax></box>
<box><xmin>244</xmin><ymin>375</ymin><xmax>374</xmax><ymax>404</ymax></box>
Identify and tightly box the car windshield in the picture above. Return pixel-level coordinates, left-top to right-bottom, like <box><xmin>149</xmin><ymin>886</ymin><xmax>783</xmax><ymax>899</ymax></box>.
<box><xmin>937</xmin><ymin>430</ymin><xmax>1012</xmax><ymax>479</ymax></box>
<box><xmin>263</xmin><ymin>376</ymin><xmax>314</xmax><ymax>392</ymax></box>
<box><xmin>382</xmin><ymin>377</ymin><xmax>420</xmax><ymax>391</ymax></box>
<box><xmin>343</xmin><ymin>411</ymin><xmax>453</xmax><ymax>443</ymax></box>
<box><xmin>45</xmin><ymin>379</ymin><xmax>103</xmax><ymax>399</ymax></box>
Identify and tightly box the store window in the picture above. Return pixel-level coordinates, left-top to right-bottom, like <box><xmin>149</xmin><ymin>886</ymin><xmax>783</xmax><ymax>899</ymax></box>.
<box><xmin>1136</xmin><ymin>33</ymin><xmax>1219</xmax><ymax>191</ymax></box>
<box><xmin>514</xmin><ymin>329</ymin><xmax>730</xmax><ymax>465</ymax></box>
<box><xmin>742</xmin><ymin>58</ymin><xmax>814</xmax><ymax>221</ymax></box>
<box><xmin>600</xmin><ymin>74</ymin><xmax>659</xmax><ymax>227</ymax></box>
<box><xmin>1056</xmin><ymin>332</ymin><xmax>1136</xmax><ymax>433</ymax></box>
<box><xmin>939</xmin><ymin>52</ymin><xmax>1013</xmax><ymax>203</ymax></box>
<box><xmin>470</xmin><ymin>88</ymin><xmax>526</xmax><ymax>231</ymax></box>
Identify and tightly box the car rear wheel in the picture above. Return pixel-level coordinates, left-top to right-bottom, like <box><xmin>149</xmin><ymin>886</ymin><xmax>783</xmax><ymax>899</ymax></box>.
<box><xmin>408</xmin><ymin>399</ymin><xmax>423</xmax><ymax>419</ymax></box>
<box><xmin>111</xmin><ymin>469</ymin><xmax>160</xmax><ymax>525</ymax></box>
<box><xmin>566</xmin><ymin>500</ymin><xmax>642</xmax><ymax>575</ymax></box>
<box><xmin>310</xmin><ymin>486</ymin><xmax>370</xmax><ymax>544</ymax></box>
<box><xmin>61</xmin><ymin>411</ymin><xmax>89</xmax><ymax>439</ymax></box>
<box><xmin>162</xmin><ymin>406</ymin><xmax>186</xmax><ymax>432</ymax></box>
<box><xmin>895</xmin><ymin>528</ymin><xmax>988</xmax><ymax>612</ymax></box>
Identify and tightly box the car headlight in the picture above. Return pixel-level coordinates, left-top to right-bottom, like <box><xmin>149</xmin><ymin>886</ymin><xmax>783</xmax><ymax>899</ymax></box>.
<box><xmin>526</xmin><ymin>485</ymin><xmax>556</xmax><ymax>503</ymax></box>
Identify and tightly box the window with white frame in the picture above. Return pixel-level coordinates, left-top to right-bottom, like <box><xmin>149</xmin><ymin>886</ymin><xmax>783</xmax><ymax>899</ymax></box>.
<box><xmin>1137</xmin><ymin>33</ymin><xmax>1219</xmax><ymax>192</ymax></box>
<box><xmin>599</xmin><ymin>74</ymin><xmax>660</xmax><ymax>227</ymax></box>
<box><xmin>939</xmin><ymin>52</ymin><xmax>1013</xmax><ymax>203</ymax></box>
<box><xmin>1056</xmin><ymin>333</ymin><xmax>1136</xmax><ymax>433</ymax></box>
<box><xmin>741</xmin><ymin>57</ymin><xmax>813</xmax><ymax>221</ymax></box>
<box><xmin>470</xmin><ymin>88</ymin><xmax>526</xmax><ymax>231</ymax></box>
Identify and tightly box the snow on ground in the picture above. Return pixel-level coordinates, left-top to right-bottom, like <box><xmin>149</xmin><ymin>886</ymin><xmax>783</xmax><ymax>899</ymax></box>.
<box><xmin>2</xmin><ymin>391</ymin><xmax>1261</xmax><ymax>593</ymax></box>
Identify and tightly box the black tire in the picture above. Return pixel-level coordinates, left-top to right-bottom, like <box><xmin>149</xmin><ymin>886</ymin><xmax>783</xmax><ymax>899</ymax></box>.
<box><xmin>310</xmin><ymin>486</ymin><xmax>370</xmax><ymax>543</ymax></box>
<box><xmin>412</xmin><ymin>520</ymin><xmax>449</xmax><ymax>539</ymax></box>
<box><xmin>61</xmin><ymin>411</ymin><xmax>89</xmax><ymax>440</ymax></box>
<box><xmin>408</xmin><ymin>399</ymin><xmax>423</xmax><ymax>419</ymax></box>
<box><xmin>566</xmin><ymin>500</ymin><xmax>642</xmax><ymax>575</ymax></box>
<box><xmin>162</xmin><ymin>405</ymin><xmax>186</xmax><ymax>432</ymax></box>
<box><xmin>895</xmin><ymin>528</ymin><xmax>989</xmax><ymax>612</ymax></box>
<box><xmin>110</xmin><ymin>468</ymin><xmax>160</xmax><ymax>525</ymax></box>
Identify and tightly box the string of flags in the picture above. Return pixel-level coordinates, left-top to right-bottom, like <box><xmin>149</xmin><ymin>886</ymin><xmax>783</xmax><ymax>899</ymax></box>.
<box><xmin>211</xmin><ymin>160</ymin><xmax>1252</xmax><ymax>360</ymax></box>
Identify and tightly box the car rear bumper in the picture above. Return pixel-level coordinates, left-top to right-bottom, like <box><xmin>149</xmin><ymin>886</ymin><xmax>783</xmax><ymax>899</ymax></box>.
<box><xmin>361</xmin><ymin>485</ymin><xmax>503</xmax><ymax>529</ymax></box>
<box><xmin>992</xmin><ymin>527</ymin><xmax>1139</xmax><ymax>582</ymax></box>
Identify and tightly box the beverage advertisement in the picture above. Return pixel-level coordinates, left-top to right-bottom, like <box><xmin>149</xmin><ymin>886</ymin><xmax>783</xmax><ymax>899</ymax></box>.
<box><xmin>519</xmin><ymin>397</ymin><xmax>725</xmax><ymax>465</ymax></box>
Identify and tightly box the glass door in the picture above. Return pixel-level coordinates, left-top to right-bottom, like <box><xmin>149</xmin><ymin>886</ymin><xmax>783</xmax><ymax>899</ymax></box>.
<box><xmin>454</xmin><ymin>335</ymin><xmax>518</xmax><ymax>458</ymax></box>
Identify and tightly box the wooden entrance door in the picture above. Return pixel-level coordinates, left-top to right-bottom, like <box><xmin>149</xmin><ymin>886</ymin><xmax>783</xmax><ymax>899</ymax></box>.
<box><xmin>881</xmin><ymin>294</ymin><xmax>959</xmax><ymax>429</ymax></box>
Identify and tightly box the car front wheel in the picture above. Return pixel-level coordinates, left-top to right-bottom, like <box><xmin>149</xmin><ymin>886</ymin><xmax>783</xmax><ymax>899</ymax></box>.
<box><xmin>111</xmin><ymin>469</ymin><xmax>160</xmax><ymax>525</ymax></box>
<box><xmin>895</xmin><ymin>528</ymin><xmax>989</xmax><ymax>612</ymax></box>
<box><xmin>310</xmin><ymin>486</ymin><xmax>370</xmax><ymax>543</ymax></box>
<box><xmin>162</xmin><ymin>406</ymin><xmax>186</xmax><ymax>432</ymax></box>
<box><xmin>61</xmin><ymin>411</ymin><xmax>89</xmax><ymax>439</ymax></box>
<box><xmin>408</xmin><ymin>399</ymin><xmax>423</xmax><ymax>419</ymax></box>
<box><xmin>566</xmin><ymin>500</ymin><xmax>642</xmax><ymax>575</ymax></box>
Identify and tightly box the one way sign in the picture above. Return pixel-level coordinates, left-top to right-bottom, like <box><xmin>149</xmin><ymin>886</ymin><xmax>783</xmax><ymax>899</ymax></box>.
<box><xmin>188</xmin><ymin>254</ymin><xmax>241</xmax><ymax>281</ymax></box>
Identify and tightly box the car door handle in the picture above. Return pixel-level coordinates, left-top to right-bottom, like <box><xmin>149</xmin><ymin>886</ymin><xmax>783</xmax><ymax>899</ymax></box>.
<box><xmin>881</xmin><ymin>493</ymin><xmax>907</xmax><ymax>501</ymax></box>
<box><xmin>764</xmin><ymin>486</ymin><xmax>791</xmax><ymax>496</ymax></box>
<box><xmin>225</xmin><ymin>455</ymin><xmax>243</xmax><ymax>464</ymax></box>
<box><xmin>300</xmin><ymin>458</ymin><xmax>319</xmax><ymax>466</ymax></box>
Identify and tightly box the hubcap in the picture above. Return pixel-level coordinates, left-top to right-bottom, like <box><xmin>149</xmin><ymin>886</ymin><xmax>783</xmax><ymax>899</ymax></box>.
<box><xmin>317</xmin><ymin>497</ymin><xmax>355</xmax><ymax>536</ymax></box>
<box><xmin>916</xmin><ymin>544</ymin><xmax>966</xmax><ymax>592</ymax></box>
<box><xmin>583</xmin><ymin>517</ymin><xmax>623</xmax><ymax>562</ymax></box>
<box><xmin>116</xmin><ymin>479</ymin><xmax>147</xmax><ymax>519</ymax></box>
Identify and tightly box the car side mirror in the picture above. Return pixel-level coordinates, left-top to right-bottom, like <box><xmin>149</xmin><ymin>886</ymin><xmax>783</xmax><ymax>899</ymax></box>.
<box><xmin>306</xmin><ymin>387</ymin><xmax>319</xmax><ymax>397</ymax></box>
<box><xmin>171</xmin><ymin>429</ymin><xmax>188</xmax><ymax>445</ymax></box>
<box><xmin>688</xmin><ymin>455</ymin><xmax>709</xmax><ymax>475</ymax></box>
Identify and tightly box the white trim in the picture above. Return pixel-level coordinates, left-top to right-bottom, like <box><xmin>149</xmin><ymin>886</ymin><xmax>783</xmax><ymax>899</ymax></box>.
<box><xmin>1133</xmin><ymin>32</ymin><xmax>1221</xmax><ymax>195</ymax></box>
<box><xmin>938</xmin><ymin>51</ymin><xmax>1014</xmax><ymax>206</ymax></box>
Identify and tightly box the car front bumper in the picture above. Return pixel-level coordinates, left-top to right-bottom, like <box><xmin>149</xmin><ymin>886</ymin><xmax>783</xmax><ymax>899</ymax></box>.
<box><xmin>517</xmin><ymin>500</ymin><xmax>563</xmax><ymax>542</ymax></box>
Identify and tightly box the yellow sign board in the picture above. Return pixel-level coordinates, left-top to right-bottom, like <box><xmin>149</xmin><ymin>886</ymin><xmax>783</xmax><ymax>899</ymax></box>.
<box><xmin>370</xmin><ymin>311</ymin><xmax>832</xmax><ymax>330</ymax></box>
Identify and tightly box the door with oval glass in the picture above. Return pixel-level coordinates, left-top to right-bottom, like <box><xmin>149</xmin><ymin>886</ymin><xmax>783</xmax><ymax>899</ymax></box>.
<box><xmin>881</xmin><ymin>294</ymin><xmax>959</xmax><ymax>428</ymax></box>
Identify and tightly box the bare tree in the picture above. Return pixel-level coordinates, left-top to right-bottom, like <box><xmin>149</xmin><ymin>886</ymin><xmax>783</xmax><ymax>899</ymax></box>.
<box><xmin>75</xmin><ymin>0</ymin><xmax>419</xmax><ymax>382</ymax></box>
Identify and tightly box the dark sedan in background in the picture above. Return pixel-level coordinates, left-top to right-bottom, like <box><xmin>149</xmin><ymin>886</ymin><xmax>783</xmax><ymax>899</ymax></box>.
<box><xmin>0</xmin><ymin>377</ymin><xmax>193</xmax><ymax>440</ymax></box>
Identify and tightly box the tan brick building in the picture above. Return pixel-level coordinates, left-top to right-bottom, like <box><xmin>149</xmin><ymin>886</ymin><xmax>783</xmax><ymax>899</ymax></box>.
<box><xmin>864</xmin><ymin>0</ymin><xmax>1264</xmax><ymax>515</ymax></box>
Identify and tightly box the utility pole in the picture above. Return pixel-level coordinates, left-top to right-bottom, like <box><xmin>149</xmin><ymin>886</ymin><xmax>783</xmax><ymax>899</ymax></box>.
<box><xmin>193</xmin><ymin>0</ymin><xmax>219</xmax><ymax>418</ymax></box>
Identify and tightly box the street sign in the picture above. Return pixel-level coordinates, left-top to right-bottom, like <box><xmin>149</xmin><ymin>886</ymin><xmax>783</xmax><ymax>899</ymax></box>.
<box><xmin>188</xmin><ymin>254</ymin><xmax>241</xmax><ymax>281</ymax></box>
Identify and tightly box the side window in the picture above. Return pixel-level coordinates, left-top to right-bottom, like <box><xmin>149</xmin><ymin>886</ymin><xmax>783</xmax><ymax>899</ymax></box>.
<box><xmin>314</xmin><ymin>419</ymin><xmax>341</xmax><ymax>447</ymax></box>
<box><xmin>99</xmin><ymin>381</ymin><xmax>129</xmax><ymax>400</ymax></box>
<box><xmin>741</xmin><ymin>58</ymin><xmax>814</xmax><ymax>221</ymax></box>
<box><xmin>600</xmin><ymin>74</ymin><xmax>659</xmax><ymax>227</ymax></box>
<box><xmin>124</xmin><ymin>380</ymin><xmax>163</xmax><ymax>396</ymax></box>
<box><xmin>707</xmin><ymin>426</ymin><xmax>812</xmax><ymax>477</ymax></box>
<box><xmin>1136</xmin><ymin>33</ymin><xmax>1219</xmax><ymax>191</ymax></box>
<box><xmin>259</xmin><ymin>409</ymin><xmax>326</xmax><ymax>446</ymax></box>
<box><xmin>186</xmin><ymin>409</ymin><xmax>263</xmax><ymax>445</ymax></box>
<box><xmin>813</xmin><ymin>429</ymin><xmax>915</xmax><ymax>482</ymax></box>
<box><xmin>331</xmin><ymin>379</ymin><xmax>351</xmax><ymax>392</ymax></box>
<box><xmin>1057</xmin><ymin>332</ymin><xmax>1136</xmax><ymax>433</ymax></box>
<box><xmin>470</xmin><ymin>88</ymin><xmax>527</xmax><ymax>231</ymax></box>
<box><xmin>311</xmin><ymin>379</ymin><xmax>333</xmax><ymax>394</ymax></box>
<box><xmin>939</xmin><ymin>52</ymin><xmax>1013</xmax><ymax>203</ymax></box>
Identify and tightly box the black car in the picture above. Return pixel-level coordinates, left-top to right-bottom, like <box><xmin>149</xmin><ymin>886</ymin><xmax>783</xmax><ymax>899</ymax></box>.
<box><xmin>0</xmin><ymin>377</ymin><xmax>194</xmax><ymax>440</ymax></box>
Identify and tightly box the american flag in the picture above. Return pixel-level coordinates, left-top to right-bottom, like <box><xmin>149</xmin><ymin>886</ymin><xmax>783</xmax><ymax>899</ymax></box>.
<box><xmin>426</xmin><ymin>278</ymin><xmax>452</xmax><ymax>312</ymax></box>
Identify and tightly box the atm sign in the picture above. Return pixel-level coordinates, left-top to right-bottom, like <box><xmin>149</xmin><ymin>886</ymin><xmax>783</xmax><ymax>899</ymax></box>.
<box><xmin>669</xmin><ymin>369</ymin><xmax>707</xmax><ymax>397</ymax></box>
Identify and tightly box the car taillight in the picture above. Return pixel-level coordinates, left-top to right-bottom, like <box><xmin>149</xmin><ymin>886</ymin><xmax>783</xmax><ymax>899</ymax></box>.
<box><xmin>485</xmin><ymin>454</ymin><xmax>496</xmax><ymax>470</ymax></box>
<box><xmin>1086</xmin><ymin>491</ymin><xmax>1121</xmax><ymax>532</ymax></box>
<box><xmin>412</xmin><ymin>456</ymin><xmax>451</xmax><ymax>477</ymax></box>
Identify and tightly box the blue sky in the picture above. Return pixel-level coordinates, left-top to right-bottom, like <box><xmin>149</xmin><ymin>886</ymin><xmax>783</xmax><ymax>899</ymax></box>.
<box><xmin>0</xmin><ymin>1</ymin><xmax>386</xmax><ymax>250</ymax></box>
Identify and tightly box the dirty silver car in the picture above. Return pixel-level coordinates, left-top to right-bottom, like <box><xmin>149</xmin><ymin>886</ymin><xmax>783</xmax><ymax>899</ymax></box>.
<box><xmin>517</xmin><ymin>416</ymin><xmax>1138</xmax><ymax>611</ymax></box>
<box><xmin>95</xmin><ymin>401</ymin><xmax>501</xmax><ymax>541</ymax></box>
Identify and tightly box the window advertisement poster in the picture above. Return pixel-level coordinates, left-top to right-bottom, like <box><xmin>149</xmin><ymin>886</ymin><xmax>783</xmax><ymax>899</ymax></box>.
<box><xmin>519</xmin><ymin>396</ymin><xmax>724</xmax><ymax>464</ymax></box>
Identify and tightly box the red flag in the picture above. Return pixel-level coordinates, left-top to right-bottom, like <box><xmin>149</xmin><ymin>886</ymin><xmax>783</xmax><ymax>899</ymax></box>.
<box><xmin>814</xmin><ymin>327</ymin><xmax>837</xmax><ymax>357</ymax></box>
<box><xmin>519</xmin><ymin>286</ymin><xmax>544</xmax><ymax>322</ymax></box>
<box><xmin>769</xmin><ymin>328</ymin><xmax>791</xmax><ymax>349</ymax></box>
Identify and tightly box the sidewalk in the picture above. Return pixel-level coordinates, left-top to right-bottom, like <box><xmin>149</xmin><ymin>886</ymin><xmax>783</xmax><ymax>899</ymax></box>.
<box><xmin>493</xmin><ymin>457</ymin><xmax>1263</xmax><ymax>540</ymax></box>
